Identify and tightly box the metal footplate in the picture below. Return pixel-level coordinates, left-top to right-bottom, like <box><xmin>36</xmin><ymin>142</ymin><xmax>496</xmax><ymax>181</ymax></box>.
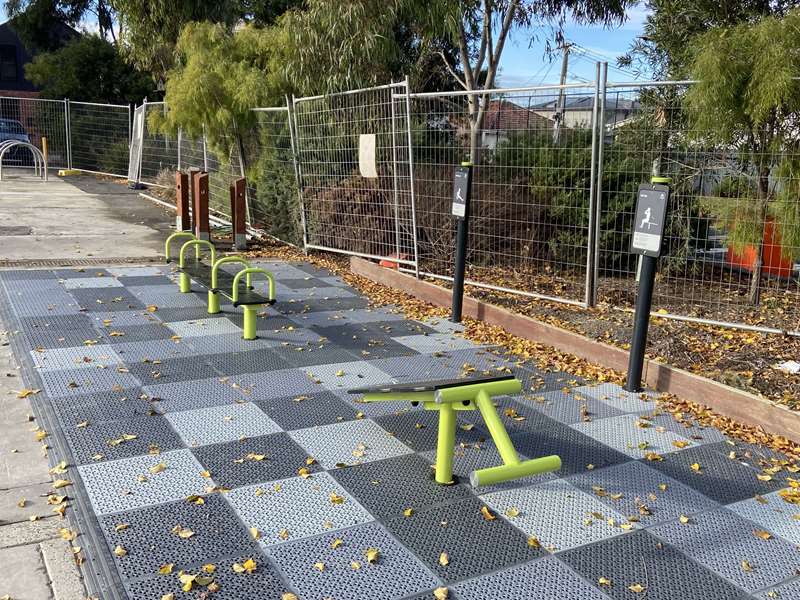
<box><xmin>349</xmin><ymin>375</ymin><xmax>561</xmax><ymax>487</ymax></box>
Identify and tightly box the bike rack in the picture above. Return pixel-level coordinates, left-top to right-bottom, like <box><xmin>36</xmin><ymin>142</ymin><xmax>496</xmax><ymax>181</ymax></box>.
<box><xmin>0</xmin><ymin>140</ymin><xmax>48</xmax><ymax>181</ymax></box>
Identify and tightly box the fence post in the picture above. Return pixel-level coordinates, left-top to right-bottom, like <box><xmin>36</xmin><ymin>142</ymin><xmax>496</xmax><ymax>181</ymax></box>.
<box><xmin>177</xmin><ymin>128</ymin><xmax>182</xmax><ymax>171</ymax></box>
<box><xmin>389</xmin><ymin>81</ymin><xmax>402</xmax><ymax>262</ymax></box>
<box><xmin>591</xmin><ymin>62</ymin><xmax>608</xmax><ymax>307</ymax></box>
<box><xmin>202</xmin><ymin>124</ymin><xmax>209</xmax><ymax>172</ymax></box>
<box><xmin>64</xmin><ymin>99</ymin><xmax>72</xmax><ymax>170</ymax></box>
<box><xmin>585</xmin><ymin>63</ymin><xmax>601</xmax><ymax>307</ymax></box>
<box><xmin>288</xmin><ymin>95</ymin><xmax>309</xmax><ymax>251</ymax></box>
<box><xmin>403</xmin><ymin>76</ymin><xmax>420</xmax><ymax>277</ymax></box>
<box><xmin>231</xmin><ymin>177</ymin><xmax>247</xmax><ymax>250</ymax></box>
<box><xmin>233</xmin><ymin>121</ymin><xmax>252</xmax><ymax>225</ymax></box>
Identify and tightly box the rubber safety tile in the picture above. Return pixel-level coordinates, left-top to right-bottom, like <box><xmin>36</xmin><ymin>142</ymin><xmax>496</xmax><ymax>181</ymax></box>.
<box><xmin>165</xmin><ymin>402</ymin><xmax>282</xmax><ymax>447</ymax></box>
<box><xmin>727</xmin><ymin>490</ymin><xmax>800</xmax><ymax>545</ymax></box>
<box><xmin>524</xmin><ymin>389</ymin><xmax>626</xmax><ymax>425</ymax></box>
<box><xmin>373</xmin><ymin>408</ymin><xmax>488</xmax><ymax>452</ymax></box>
<box><xmin>303</xmin><ymin>360</ymin><xmax>395</xmax><ymax>392</ymax></box>
<box><xmin>571</xmin><ymin>413</ymin><xmax>696</xmax><ymax>460</ymax></box>
<box><xmin>254</xmin><ymin>390</ymin><xmax>359</xmax><ymax>430</ymax></box>
<box><xmin>559</xmin><ymin>529</ymin><xmax>751</xmax><ymax>600</ymax></box>
<box><xmin>267</xmin><ymin>521</ymin><xmax>440</xmax><ymax>600</ymax></box>
<box><xmin>226</xmin><ymin>471</ymin><xmax>374</xmax><ymax>546</ymax></box>
<box><xmin>145</xmin><ymin>376</ymin><xmax>245</xmax><ymax>413</ymax></box>
<box><xmin>384</xmin><ymin>494</ymin><xmax>543</xmax><ymax>583</ymax></box>
<box><xmin>49</xmin><ymin>387</ymin><xmax>155</xmax><ymax>427</ymax></box>
<box><xmin>125</xmin><ymin>355</ymin><xmax>219</xmax><ymax>384</ymax></box>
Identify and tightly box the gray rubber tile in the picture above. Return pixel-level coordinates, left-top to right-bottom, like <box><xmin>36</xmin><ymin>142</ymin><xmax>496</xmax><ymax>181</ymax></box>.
<box><xmin>289</xmin><ymin>419</ymin><xmax>414</xmax><ymax>468</ymax></box>
<box><xmin>113</xmin><ymin>338</ymin><xmax>197</xmax><ymax>362</ymax></box>
<box><xmin>344</xmin><ymin>392</ymin><xmax>428</xmax><ymax>418</ymax></box>
<box><xmin>457</xmin><ymin>395</ymin><xmax>557</xmax><ymax>435</ymax></box>
<box><xmin>166</xmin><ymin>402</ymin><xmax>282</xmax><ymax>447</ymax></box>
<box><xmin>332</xmin><ymin>453</ymin><xmax>474</xmax><ymax>519</ymax></box>
<box><xmin>69</xmin><ymin>288</ymin><xmax>145</xmax><ymax>312</ymax></box>
<box><xmin>276</xmin><ymin>296</ymin><xmax>369</xmax><ymax>315</ymax></box>
<box><xmin>61</xmin><ymin>276</ymin><xmax>123</xmax><ymax>289</ymax></box>
<box><xmin>0</xmin><ymin>268</ymin><xmax>56</xmax><ymax>280</ymax></box>
<box><xmin>523</xmin><ymin>389</ymin><xmax>626</xmax><ymax>425</ymax></box>
<box><xmin>145</xmin><ymin>376</ymin><xmax>245</xmax><ymax>413</ymax></box>
<box><xmin>303</xmin><ymin>360</ymin><xmax>395</xmax><ymax>392</ymax></box>
<box><xmin>263</xmin><ymin>342</ymin><xmax>357</xmax><ymax>369</ymax></box>
<box><xmin>560</xmin><ymin>529</ymin><xmax>751</xmax><ymax>600</ymax></box>
<box><xmin>755</xmin><ymin>577</ymin><xmax>800</xmax><ymax>599</ymax></box>
<box><xmin>369</xmin><ymin>354</ymin><xmax>465</xmax><ymax>381</ymax></box>
<box><xmin>453</xmin><ymin>556</ymin><xmax>612</xmax><ymax>600</ymax></box>
<box><xmin>206</xmin><ymin>348</ymin><xmax>291</xmax><ymax>375</ymax></box>
<box><xmin>38</xmin><ymin>365</ymin><xmax>141</xmax><ymax>398</ymax></box>
<box><xmin>385</xmin><ymin>494</ymin><xmax>543</xmax><ymax>583</ymax></box>
<box><xmin>641</xmin><ymin>444</ymin><xmax>786</xmax><ymax>504</ymax></box>
<box><xmin>267</xmin><ymin>521</ymin><xmax>440</xmax><ymax>600</ymax></box>
<box><xmin>191</xmin><ymin>432</ymin><xmax>318</xmax><ymax>489</ymax></box>
<box><xmin>571</xmin><ymin>413</ymin><xmax>696</xmax><ymax>459</ymax></box>
<box><xmin>89</xmin><ymin>310</ymin><xmax>162</xmax><ymax>328</ymax></box>
<box><xmin>126</xmin><ymin>355</ymin><xmax>219</xmax><ymax>384</ymax></box>
<box><xmin>21</xmin><ymin>326</ymin><xmax>105</xmax><ymax>350</ymax></box>
<box><xmin>78</xmin><ymin>449</ymin><xmax>209</xmax><ymax>515</ymax></box>
<box><xmin>50</xmin><ymin>387</ymin><xmax>155</xmax><ymax>427</ymax></box>
<box><xmin>167</xmin><ymin>317</ymin><xmax>243</xmax><ymax>338</ymax></box>
<box><xmin>650</xmin><ymin>508</ymin><xmax>800</xmax><ymax>593</ymax></box>
<box><xmin>63</xmin><ymin>414</ymin><xmax>184</xmax><ymax>464</ymax></box>
<box><xmin>481</xmin><ymin>479</ymin><xmax>633</xmax><ymax>552</ymax></box>
<box><xmin>374</xmin><ymin>408</ymin><xmax>488</xmax><ymax>452</ymax></box>
<box><xmin>98</xmin><ymin>493</ymin><xmax>259</xmax><ymax>581</ymax></box>
<box><xmin>254</xmin><ymin>390</ymin><xmax>359</xmax><ymax>430</ymax></box>
<box><xmin>711</xmin><ymin>440</ymin><xmax>793</xmax><ymax>473</ymax></box>
<box><xmin>102</xmin><ymin>323</ymin><xmax>176</xmax><ymax>344</ymax></box>
<box><xmin>728</xmin><ymin>490</ymin><xmax>800</xmax><ymax>545</ymax></box>
<box><xmin>107</xmin><ymin>266</ymin><xmax>167</xmax><ymax>277</ymax></box>
<box><xmin>227</xmin><ymin>471</ymin><xmax>374</xmax><ymax>546</ymax></box>
<box><xmin>29</xmin><ymin>343</ymin><xmax>123</xmax><ymax>371</ymax></box>
<box><xmin>124</xmin><ymin>550</ymin><xmax>289</xmax><ymax>600</ymax></box>
<box><xmin>279</xmin><ymin>276</ymin><xmax>329</xmax><ymax>289</ymax></box>
<box><xmin>576</xmin><ymin>382</ymin><xmax>659</xmax><ymax>412</ymax></box>
<box><xmin>513</xmin><ymin>366</ymin><xmax>587</xmax><ymax>393</ymax></box>
<box><xmin>184</xmin><ymin>332</ymin><xmax>282</xmax><ymax>355</ymax></box>
<box><xmin>227</xmin><ymin>368</ymin><xmax>325</xmax><ymax>401</ymax></box>
<box><xmin>510</xmin><ymin>424</ymin><xmax>631</xmax><ymax>477</ymax></box>
<box><xmin>134</xmin><ymin>292</ymin><xmax>208</xmax><ymax>309</ymax></box>
<box><xmin>567</xmin><ymin>460</ymin><xmax>719</xmax><ymax>526</ymax></box>
<box><xmin>393</xmin><ymin>333</ymin><xmax>479</xmax><ymax>354</ymax></box>
<box><xmin>53</xmin><ymin>268</ymin><xmax>112</xmax><ymax>279</ymax></box>
<box><xmin>18</xmin><ymin>313</ymin><xmax>95</xmax><ymax>332</ymax></box>
<box><xmin>642</xmin><ymin>412</ymin><xmax>729</xmax><ymax>446</ymax></box>
<box><xmin>360</xmin><ymin>319</ymin><xmax>438</xmax><ymax>336</ymax></box>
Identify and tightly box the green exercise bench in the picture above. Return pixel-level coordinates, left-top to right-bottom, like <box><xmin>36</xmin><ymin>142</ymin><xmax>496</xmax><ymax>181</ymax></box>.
<box><xmin>164</xmin><ymin>232</ymin><xmax>276</xmax><ymax>340</ymax></box>
<box><xmin>349</xmin><ymin>374</ymin><xmax>561</xmax><ymax>487</ymax></box>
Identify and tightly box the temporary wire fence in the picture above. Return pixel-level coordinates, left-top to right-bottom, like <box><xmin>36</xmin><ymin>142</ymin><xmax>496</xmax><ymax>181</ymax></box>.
<box><xmin>68</xmin><ymin>101</ymin><xmax>130</xmax><ymax>176</ymax></box>
<box><xmin>0</xmin><ymin>96</ymin><xmax>68</xmax><ymax>169</ymax></box>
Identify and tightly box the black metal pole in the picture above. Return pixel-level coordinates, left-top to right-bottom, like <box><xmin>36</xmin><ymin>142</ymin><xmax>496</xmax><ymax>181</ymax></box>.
<box><xmin>451</xmin><ymin>162</ymin><xmax>472</xmax><ymax>323</ymax></box>
<box><xmin>624</xmin><ymin>254</ymin><xmax>657</xmax><ymax>392</ymax></box>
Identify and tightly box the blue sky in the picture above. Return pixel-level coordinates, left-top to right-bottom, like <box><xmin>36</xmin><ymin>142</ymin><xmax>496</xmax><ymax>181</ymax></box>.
<box><xmin>1</xmin><ymin>3</ymin><xmax>650</xmax><ymax>86</ymax></box>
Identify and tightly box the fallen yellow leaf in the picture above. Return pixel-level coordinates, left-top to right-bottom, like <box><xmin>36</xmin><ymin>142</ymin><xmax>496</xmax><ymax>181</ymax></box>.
<box><xmin>433</xmin><ymin>587</ymin><xmax>449</xmax><ymax>600</ymax></box>
<box><xmin>628</xmin><ymin>583</ymin><xmax>646</xmax><ymax>593</ymax></box>
<box><xmin>158</xmin><ymin>563</ymin><xmax>174</xmax><ymax>575</ymax></box>
<box><xmin>439</xmin><ymin>552</ymin><xmax>449</xmax><ymax>566</ymax></box>
<box><xmin>113</xmin><ymin>545</ymin><xmax>127</xmax><ymax>557</ymax></box>
<box><xmin>365</xmin><ymin>547</ymin><xmax>380</xmax><ymax>564</ymax></box>
<box><xmin>480</xmin><ymin>506</ymin><xmax>496</xmax><ymax>521</ymax></box>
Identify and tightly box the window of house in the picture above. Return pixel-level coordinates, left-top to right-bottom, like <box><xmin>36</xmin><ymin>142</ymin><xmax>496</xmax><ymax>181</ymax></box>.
<box><xmin>0</xmin><ymin>45</ymin><xmax>18</xmax><ymax>82</ymax></box>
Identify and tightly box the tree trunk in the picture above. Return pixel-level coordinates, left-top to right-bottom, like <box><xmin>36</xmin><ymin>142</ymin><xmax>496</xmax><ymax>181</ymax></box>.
<box><xmin>748</xmin><ymin>168</ymin><xmax>770</xmax><ymax>306</ymax></box>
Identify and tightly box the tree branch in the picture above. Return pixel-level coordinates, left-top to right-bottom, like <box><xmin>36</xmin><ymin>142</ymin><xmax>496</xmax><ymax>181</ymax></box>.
<box><xmin>437</xmin><ymin>51</ymin><xmax>468</xmax><ymax>90</ymax></box>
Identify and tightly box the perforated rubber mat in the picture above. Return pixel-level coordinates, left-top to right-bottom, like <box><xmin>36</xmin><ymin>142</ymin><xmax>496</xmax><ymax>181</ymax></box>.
<box><xmin>0</xmin><ymin>261</ymin><xmax>791</xmax><ymax>600</ymax></box>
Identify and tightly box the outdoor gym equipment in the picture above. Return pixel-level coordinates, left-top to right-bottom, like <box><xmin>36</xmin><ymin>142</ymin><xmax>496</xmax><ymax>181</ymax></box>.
<box><xmin>164</xmin><ymin>231</ymin><xmax>276</xmax><ymax>340</ymax></box>
<box><xmin>451</xmin><ymin>162</ymin><xmax>473</xmax><ymax>323</ymax></box>
<box><xmin>349</xmin><ymin>374</ymin><xmax>561</xmax><ymax>487</ymax></box>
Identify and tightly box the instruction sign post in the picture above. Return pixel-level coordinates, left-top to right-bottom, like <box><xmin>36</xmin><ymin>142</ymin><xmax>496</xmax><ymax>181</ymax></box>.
<box><xmin>624</xmin><ymin>179</ymin><xmax>670</xmax><ymax>392</ymax></box>
<box><xmin>451</xmin><ymin>162</ymin><xmax>473</xmax><ymax>322</ymax></box>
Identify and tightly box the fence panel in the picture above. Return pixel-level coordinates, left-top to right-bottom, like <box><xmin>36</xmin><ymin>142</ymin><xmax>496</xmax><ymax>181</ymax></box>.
<box><xmin>406</xmin><ymin>84</ymin><xmax>597</xmax><ymax>305</ymax></box>
<box><xmin>244</xmin><ymin>107</ymin><xmax>303</xmax><ymax>247</ymax></box>
<box><xmin>596</xmin><ymin>81</ymin><xmax>800</xmax><ymax>334</ymax></box>
<box><xmin>69</xmin><ymin>101</ymin><xmax>130</xmax><ymax>177</ymax></box>
<box><xmin>0</xmin><ymin>96</ymin><xmax>67</xmax><ymax>169</ymax></box>
<box><xmin>138</xmin><ymin>102</ymin><xmax>178</xmax><ymax>186</ymax></box>
<box><xmin>293</xmin><ymin>82</ymin><xmax>417</xmax><ymax>265</ymax></box>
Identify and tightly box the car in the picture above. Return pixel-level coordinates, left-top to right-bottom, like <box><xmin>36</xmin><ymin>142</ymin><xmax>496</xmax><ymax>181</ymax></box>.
<box><xmin>0</xmin><ymin>118</ymin><xmax>33</xmax><ymax>165</ymax></box>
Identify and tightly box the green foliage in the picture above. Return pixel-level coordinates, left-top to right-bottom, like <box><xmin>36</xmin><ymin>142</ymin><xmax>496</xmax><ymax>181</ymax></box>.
<box><xmin>24</xmin><ymin>35</ymin><xmax>152</xmax><ymax>103</ymax></box>
<box><xmin>700</xmin><ymin>176</ymin><xmax>762</xmax><ymax>255</ymax></box>
<box><xmin>4</xmin><ymin>0</ymin><xmax>114</xmax><ymax>51</ymax></box>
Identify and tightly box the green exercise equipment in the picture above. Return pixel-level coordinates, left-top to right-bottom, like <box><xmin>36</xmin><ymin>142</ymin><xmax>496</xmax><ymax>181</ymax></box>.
<box><xmin>349</xmin><ymin>374</ymin><xmax>561</xmax><ymax>487</ymax></box>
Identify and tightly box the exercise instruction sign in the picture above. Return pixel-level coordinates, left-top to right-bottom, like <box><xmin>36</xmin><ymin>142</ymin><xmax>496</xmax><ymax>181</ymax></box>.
<box><xmin>631</xmin><ymin>183</ymin><xmax>669</xmax><ymax>257</ymax></box>
<box><xmin>452</xmin><ymin>166</ymin><xmax>471</xmax><ymax>219</ymax></box>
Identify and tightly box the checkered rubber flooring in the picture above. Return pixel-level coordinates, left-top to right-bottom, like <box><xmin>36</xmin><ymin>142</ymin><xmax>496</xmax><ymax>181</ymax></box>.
<box><xmin>1</xmin><ymin>262</ymin><xmax>798</xmax><ymax>600</ymax></box>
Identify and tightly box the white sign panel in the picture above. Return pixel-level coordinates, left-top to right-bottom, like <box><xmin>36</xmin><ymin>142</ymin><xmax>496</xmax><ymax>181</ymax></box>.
<box><xmin>358</xmin><ymin>134</ymin><xmax>378</xmax><ymax>178</ymax></box>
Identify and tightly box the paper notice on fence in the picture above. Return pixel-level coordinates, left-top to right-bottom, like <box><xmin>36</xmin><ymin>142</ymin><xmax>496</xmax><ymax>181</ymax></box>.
<box><xmin>358</xmin><ymin>134</ymin><xmax>378</xmax><ymax>178</ymax></box>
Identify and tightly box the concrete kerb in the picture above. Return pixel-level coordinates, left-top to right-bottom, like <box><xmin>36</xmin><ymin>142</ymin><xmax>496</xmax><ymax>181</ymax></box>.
<box><xmin>349</xmin><ymin>256</ymin><xmax>800</xmax><ymax>443</ymax></box>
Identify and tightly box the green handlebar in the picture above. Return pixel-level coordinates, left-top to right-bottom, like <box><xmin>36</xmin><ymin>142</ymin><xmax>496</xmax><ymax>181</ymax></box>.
<box><xmin>179</xmin><ymin>239</ymin><xmax>216</xmax><ymax>268</ymax></box>
<box><xmin>232</xmin><ymin>268</ymin><xmax>275</xmax><ymax>305</ymax></box>
<box><xmin>211</xmin><ymin>256</ymin><xmax>251</xmax><ymax>290</ymax></box>
<box><xmin>165</xmin><ymin>232</ymin><xmax>196</xmax><ymax>263</ymax></box>
<box><xmin>433</xmin><ymin>378</ymin><xmax>522</xmax><ymax>404</ymax></box>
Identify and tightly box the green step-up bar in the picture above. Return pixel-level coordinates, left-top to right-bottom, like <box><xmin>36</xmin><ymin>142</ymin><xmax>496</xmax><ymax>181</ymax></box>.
<box><xmin>360</xmin><ymin>378</ymin><xmax>561</xmax><ymax>487</ymax></box>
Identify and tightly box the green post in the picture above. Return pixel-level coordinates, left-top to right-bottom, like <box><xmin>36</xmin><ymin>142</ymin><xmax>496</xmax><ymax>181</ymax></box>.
<box><xmin>435</xmin><ymin>403</ymin><xmax>457</xmax><ymax>484</ymax></box>
<box><xmin>242</xmin><ymin>306</ymin><xmax>258</xmax><ymax>340</ymax></box>
<box><xmin>208</xmin><ymin>290</ymin><xmax>220</xmax><ymax>314</ymax></box>
<box><xmin>179</xmin><ymin>272</ymin><xmax>191</xmax><ymax>293</ymax></box>
<box><xmin>474</xmin><ymin>389</ymin><xmax>520</xmax><ymax>466</ymax></box>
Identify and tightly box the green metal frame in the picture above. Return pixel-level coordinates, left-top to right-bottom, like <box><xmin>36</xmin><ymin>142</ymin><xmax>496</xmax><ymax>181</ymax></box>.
<box><xmin>164</xmin><ymin>231</ymin><xmax>197</xmax><ymax>263</ymax></box>
<box><xmin>361</xmin><ymin>378</ymin><xmax>561</xmax><ymax>487</ymax></box>
<box><xmin>231</xmin><ymin>268</ymin><xmax>275</xmax><ymax>340</ymax></box>
<box><xmin>208</xmin><ymin>256</ymin><xmax>251</xmax><ymax>314</ymax></box>
<box><xmin>178</xmin><ymin>240</ymin><xmax>216</xmax><ymax>293</ymax></box>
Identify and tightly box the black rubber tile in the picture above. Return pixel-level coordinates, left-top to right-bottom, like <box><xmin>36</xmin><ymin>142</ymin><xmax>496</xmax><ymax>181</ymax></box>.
<box><xmin>124</xmin><ymin>549</ymin><xmax>288</xmax><ymax>599</ymax></box>
<box><xmin>559</xmin><ymin>530</ymin><xmax>751</xmax><ymax>600</ymax></box>
<box><xmin>275</xmin><ymin>296</ymin><xmax>369</xmax><ymax>315</ymax></box>
<box><xmin>150</xmin><ymin>306</ymin><xmax>211</xmax><ymax>323</ymax></box>
<box><xmin>374</xmin><ymin>409</ymin><xmax>489</xmax><ymax>452</ymax></box>
<box><xmin>641</xmin><ymin>444</ymin><xmax>786</xmax><ymax>504</ymax></box>
<box><xmin>22</xmin><ymin>327</ymin><xmax>106</xmax><ymax>349</ymax></box>
<box><xmin>69</xmin><ymin>288</ymin><xmax>145</xmax><ymax>312</ymax></box>
<box><xmin>290</xmin><ymin>263</ymin><xmax>332</xmax><ymax>277</ymax></box>
<box><xmin>116</xmin><ymin>275</ymin><xmax>174</xmax><ymax>286</ymax></box>
<box><xmin>99</xmin><ymin>494</ymin><xmax>260</xmax><ymax>582</ymax></box>
<box><xmin>102</xmin><ymin>323</ymin><xmax>175</xmax><ymax>344</ymax></box>
<box><xmin>52</xmin><ymin>268</ymin><xmax>112</xmax><ymax>279</ymax></box>
<box><xmin>206</xmin><ymin>348</ymin><xmax>291</xmax><ymax>375</ymax></box>
<box><xmin>63</xmin><ymin>415</ymin><xmax>184</xmax><ymax>465</ymax></box>
<box><xmin>126</xmin><ymin>356</ymin><xmax>219</xmax><ymax>384</ymax></box>
<box><xmin>457</xmin><ymin>396</ymin><xmax>557</xmax><ymax>435</ymax></box>
<box><xmin>280</xmin><ymin>276</ymin><xmax>329</xmax><ymax>289</ymax></box>
<box><xmin>361</xmin><ymin>319</ymin><xmax>438</xmax><ymax>336</ymax></box>
<box><xmin>384</xmin><ymin>494</ymin><xmax>542</xmax><ymax>583</ymax></box>
<box><xmin>50</xmin><ymin>387</ymin><xmax>156</xmax><ymax>427</ymax></box>
<box><xmin>510</xmin><ymin>423</ymin><xmax>630</xmax><ymax>476</ymax></box>
<box><xmin>18</xmin><ymin>313</ymin><xmax>95</xmax><ymax>332</ymax></box>
<box><xmin>270</xmin><ymin>341</ymin><xmax>365</xmax><ymax>368</ymax></box>
<box><xmin>191</xmin><ymin>432</ymin><xmax>319</xmax><ymax>489</ymax></box>
<box><xmin>255</xmin><ymin>390</ymin><xmax>359</xmax><ymax>430</ymax></box>
<box><xmin>223</xmin><ymin>313</ymin><xmax>298</xmax><ymax>332</ymax></box>
<box><xmin>0</xmin><ymin>269</ymin><xmax>56</xmax><ymax>280</ymax></box>
<box><xmin>514</xmin><ymin>364</ymin><xmax>586</xmax><ymax>393</ymax></box>
<box><xmin>331</xmin><ymin>453</ymin><xmax>474</xmax><ymax>519</ymax></box>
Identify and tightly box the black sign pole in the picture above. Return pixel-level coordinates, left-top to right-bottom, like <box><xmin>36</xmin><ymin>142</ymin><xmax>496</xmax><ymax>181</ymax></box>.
<box><xmin>624</xmin><ymin>177</ymin><xmax>670</xmax><ymax>392</ymax></box>
<box><xmin>451</xmin><ymin>162</ymin><xmax>473</xmax><ymax>323</ymax></box>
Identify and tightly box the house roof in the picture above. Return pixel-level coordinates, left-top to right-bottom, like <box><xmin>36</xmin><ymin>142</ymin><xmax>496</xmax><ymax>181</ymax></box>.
<box><xmin>531</xmin><ymin>95</ymin><xmax>640</xmax><ymax>112</ymax></box>
<box><xmin>483</xmin><ymin>99</ymin><xmax>553</xmax><ymax>131</ymax></box>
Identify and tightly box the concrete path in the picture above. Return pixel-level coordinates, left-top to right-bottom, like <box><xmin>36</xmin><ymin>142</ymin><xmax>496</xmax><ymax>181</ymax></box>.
<box><xmin>0</xmin><ymin>172</ymin><xmax>174</xmax><ymax>599</ymax></box>
<box><xmin>0</xmin><ymin>171</ymin><xmax>171</xmax><ymax>263</ymax></box>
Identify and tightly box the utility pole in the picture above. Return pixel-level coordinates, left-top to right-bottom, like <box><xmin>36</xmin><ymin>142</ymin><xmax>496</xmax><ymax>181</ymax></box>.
<box><xmin>553</xmin><ymin>43</ymin><xmax>571</xmax><ymax>144</ymax></box>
